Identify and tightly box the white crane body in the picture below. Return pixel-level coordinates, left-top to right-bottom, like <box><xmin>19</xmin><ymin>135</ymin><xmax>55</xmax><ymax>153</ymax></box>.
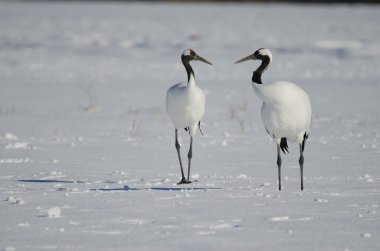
<box><xmin>235</xmin><ymin>48</ymin><xmax>312</xmax><ymax>190</ymax></box>
<box><xmin>166</xmin><ymin>75</ymin><xmax>205</xmax><ymax>136</ymax></box>
<box><xmin>166</xmin><ymin>49</ymin><xmax>212</xmax><ymax>184</ymax></box>
<box><xmin>253</xmin><ymin>81</ymin><xmax>311</xmax><ymax>144</ymax></box>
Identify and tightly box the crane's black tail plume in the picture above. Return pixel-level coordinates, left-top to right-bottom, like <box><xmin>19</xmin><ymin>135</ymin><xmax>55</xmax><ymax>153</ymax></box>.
<box><xmin>280</xmin><ymin>137</ymin><xmax>289</xmax><ymax>154</ymax></box>
<box><xmin>198</xmin><ymin>121</ymin><xmax>203</xmax><ymax>136</ymax></box>
<box><xmin>184</xmin><ymin>122</ymin><xmax>204</xmax><ymax>136</ymax></box>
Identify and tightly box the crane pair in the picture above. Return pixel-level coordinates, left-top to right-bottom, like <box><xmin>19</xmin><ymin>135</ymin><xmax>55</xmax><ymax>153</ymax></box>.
<box><xmin>166</xmin><ymin>48</ymin><xmax>312</xmax><ymax>191</ymax></box>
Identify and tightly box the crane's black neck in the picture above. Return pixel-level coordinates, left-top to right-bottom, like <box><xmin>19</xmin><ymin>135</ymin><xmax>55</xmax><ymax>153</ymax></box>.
<box><xmin>252</xmin><ymin>55</ymin><xmax>271</xmax><ymax>85</ymax></box>
<box><xmin>182</xmin><ymin>55</ymin><xmax>194</xmax><ymax>82</ymax></box>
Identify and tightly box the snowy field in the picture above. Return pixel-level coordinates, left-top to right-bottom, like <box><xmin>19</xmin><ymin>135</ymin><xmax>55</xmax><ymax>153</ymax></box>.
<box><xmin>1</xmin><ymin>1</ymin><xmax>380</xmax><ymax>250</ymax></box>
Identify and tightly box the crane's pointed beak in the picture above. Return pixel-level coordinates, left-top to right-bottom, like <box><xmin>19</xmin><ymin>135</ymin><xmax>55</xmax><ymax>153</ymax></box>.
<box><xmin>196</xmin><ymin>55</ymin><xmax>213</xmax><ymax>65</ymax></box>
<box><xmin>234</xmin><ymin>54</ymin><xmax>256</xmax><ymax>64</ymax></box>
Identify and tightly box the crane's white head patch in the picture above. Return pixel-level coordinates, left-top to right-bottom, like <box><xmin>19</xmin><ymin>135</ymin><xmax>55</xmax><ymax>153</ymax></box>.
<box><xmin>257</xmin><ymin>48</ymin><xmax>273</xmax><ymax>61</ymax></box>
<box><xmin>182</xmin><ymin>49</ymin><xmax>195</xmax><ymax>57</ymax></box>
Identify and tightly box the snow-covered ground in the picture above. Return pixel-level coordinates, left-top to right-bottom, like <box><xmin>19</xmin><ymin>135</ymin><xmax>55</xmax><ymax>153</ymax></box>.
<box><xmin>1</xmin><ymin>1</ymin><xmax>380</xmax><ymax>250</ymax></box>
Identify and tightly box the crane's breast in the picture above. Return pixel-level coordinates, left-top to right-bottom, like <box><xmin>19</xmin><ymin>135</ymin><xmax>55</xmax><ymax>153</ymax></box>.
<box><xmin>260</xmin><ymin>82</ymin><xmax>312</xmax><ymax>142</ymax></box>
<box><xmin>166</xmin><ymin>84</ymin><xmax>205</xmax><ymax>129</ymax></box>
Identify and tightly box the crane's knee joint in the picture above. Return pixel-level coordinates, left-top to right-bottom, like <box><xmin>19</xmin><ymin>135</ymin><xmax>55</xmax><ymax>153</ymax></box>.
<box><xmin>175</xmin><ymin>141</ymin><xmax>180</xmax><ymax>150</ymax></box>
<box><xmin>188</xmin><ymin>150</ymin><xmax>192</xmax><ymax>159</ymax></box>
<box><xmin>299</xmin><ymin>155</ymin><xmax>304</xmax><ymax>166</ymax></box>
<box><xmin>277</xmin><ymin>158</ymin><xmax>282</xmax><ymax>166</ymax></box>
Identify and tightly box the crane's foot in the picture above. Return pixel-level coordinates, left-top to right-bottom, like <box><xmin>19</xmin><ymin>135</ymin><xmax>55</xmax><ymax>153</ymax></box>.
<box><xmin>177</xmin><ymin>178</ymin><xmax>191</xmax><ymax>185</ymax></box>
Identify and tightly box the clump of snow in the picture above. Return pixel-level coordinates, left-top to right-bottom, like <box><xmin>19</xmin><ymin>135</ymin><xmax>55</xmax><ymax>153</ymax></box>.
<box><xmin>196</xmin><ymin>230</ymin><xmax>216</xmax><ymax>236</ymax></box>
<box><xmin>267</xmin><ymin>216</ymin><xmax>289</xmax><ymax>222</ymax></box>
<box><xmin>366</xmin><ymin>178</ymin><xmax>374</xmax><ymax>183</ymax></box>
<box><xmin>297</xmin><ymin>217</ymin><xmax>313</xmax><ymax>221</ymax></box>
<box><xmin>0</xmin><ymin>158</ymin><xmax>32</xmax><ymax>164</ymax></box>
<box><xmin>5</xmin><ymin>142</ymin><xmax>30</xmax><ymax>150</ymax></box>
<box><xmin>16</xmin><ymin>199</ymin><xmax>25</xmax><ymax>205</ymax></box>
<box><xmin>125</xmin><ymin>219</ymin><xmax>147</xmax><ymax>225</ymax></box>
<box><xmin>314</xmin><ymin>198</ymin><xmax>329</xmax><ymax>203</ymax></box>
<box><xmin>18</xmin><ymin>222</ymin><xmax>29</xmax><ymax>227</ymax></box>
<box><xmin>110</xmin><ymin>170</ymin><xmax>126</xmax><ymax>176</ymax></box>
<box><xmin>209</xmin><ymin>223</ymin><xmax>233</xmax><ymax>230</ymax></box>
<box><xmin>361</xmin><ymin>233</ymin><xmax>371</xmax><ymax>238</ymax></box>
<box><xmin>6</xmin><ymin>197</ymin><xmax>25</xmax><ymax>205</ymax></box>
<box><xmin>237</xmin><ymin>174</ymin><xmax>248</xmax><ymax>179</ymax></box>
<box><xmin>264</xmin><ymin>194</ymin><xmax>275</xmax><ymax>199</ymax></box>
<box><xmin>260</xmin><ymin>182</ymin><xmax>271</xmax><ymax>187</ymax></box>
<box><xmin>47</xmin><ymin>207</ymin><xmax>61</xmax><ymax>218</ymax></box>
<box><xmin>4</xmin><ymin>133</ymin><xmax>18</xmax><ymax>140</ymax></box>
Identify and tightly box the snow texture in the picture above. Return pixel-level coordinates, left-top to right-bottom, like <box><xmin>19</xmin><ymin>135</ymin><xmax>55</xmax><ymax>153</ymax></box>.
<box><xmin>0</xmin><ymin>1</ymin><xmax>379</xmax><ymax>251</ymax></box>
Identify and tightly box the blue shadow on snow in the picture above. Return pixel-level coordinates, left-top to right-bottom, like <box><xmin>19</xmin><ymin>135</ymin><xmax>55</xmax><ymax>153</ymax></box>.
<box><xmin>90</xmin><ymin>186</ymin><xmax>221</xmax><ymax>192</ymax></box>
<box><xmin>18</xmin><ymin>179</ymin><xmax>87</xmax><ymax>184</ymax></box>
<box><xmin>17</xmin><ymin>180</ymin><xmax>221</xmax><ymax>192</ymax></box>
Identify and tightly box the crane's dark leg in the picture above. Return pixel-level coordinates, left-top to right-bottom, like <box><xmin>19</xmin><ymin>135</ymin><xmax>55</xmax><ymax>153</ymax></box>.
<box><xmin>299</xmin><ymin>143</ymin><xmax>305</xmax><ymax>191</ymax></box>
<box><xmin>277</xmin><ymin>144</ymin><xmax>282</xmax><ymax>191</ymax></box>
<box><xmin>187</xmin><ymin>136</ymin><xmax>193</xmax><ymax>182</ymax></box>
<box><xmin>175</xmin><ymin>129</ymin><xmax>188</xmax><ymax>184</ymax></box>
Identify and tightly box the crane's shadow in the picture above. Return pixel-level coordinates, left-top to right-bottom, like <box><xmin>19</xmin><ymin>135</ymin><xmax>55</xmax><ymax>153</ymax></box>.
<box><xmin>18</xmin><ymin>179</ymin><xmax>87</xmax><ymax>184</ymax></box>
<box><xmin>90</xmin><ymin>187</ymin><xmax>221</xmax><ymax>192</ymax></box>
<box><xmin>17</xmin><ymin>179</ymin><xmax>221</xmax><ymax>192</ymax></box>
